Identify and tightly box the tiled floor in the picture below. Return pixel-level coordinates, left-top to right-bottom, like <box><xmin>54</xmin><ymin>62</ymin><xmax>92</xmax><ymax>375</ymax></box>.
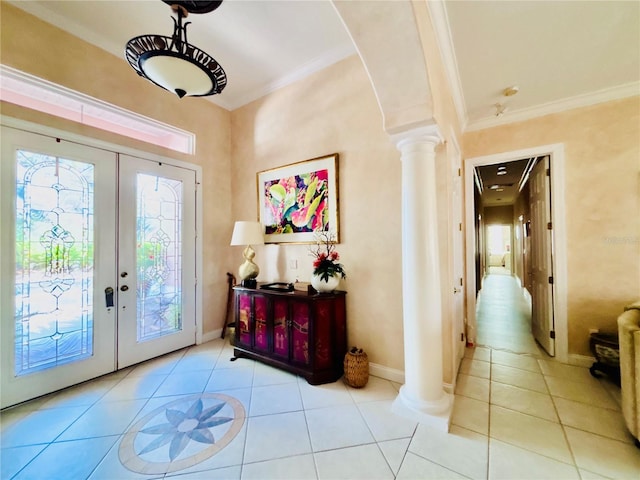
<box><xmin>2</xmin><ymin>274</ymin><xmax>639</xmax><ymax>479</ymax></box>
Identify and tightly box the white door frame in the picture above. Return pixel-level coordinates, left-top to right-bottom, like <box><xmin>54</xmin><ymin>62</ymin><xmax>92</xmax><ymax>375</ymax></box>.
<box><xmin>448</xmin><ymin>132</ymin><xmax>466</xmax><ymax>376</ymax></box>
<box><xmin>464</xmin><ymin>143</ymin><xmax>568</xmax><ymax>363</ymax></box>
<box><xmin>1</xmin><ymin>117</ymin><xmax>204</xmax><ymax>342</ymax></box>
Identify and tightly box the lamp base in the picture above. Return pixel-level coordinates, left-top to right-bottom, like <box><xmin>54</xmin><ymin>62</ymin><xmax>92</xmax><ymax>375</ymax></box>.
<box><xmin>241</xmin><ymin>279</ymin><xmax>257</xmax><ymax>289</ymax></box>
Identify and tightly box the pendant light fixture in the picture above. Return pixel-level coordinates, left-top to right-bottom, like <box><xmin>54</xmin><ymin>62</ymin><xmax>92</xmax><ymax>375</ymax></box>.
<box><xmin>125</xmin><ymin>1</ymin><xmax>227</xmax><ymax>98</ymax></box>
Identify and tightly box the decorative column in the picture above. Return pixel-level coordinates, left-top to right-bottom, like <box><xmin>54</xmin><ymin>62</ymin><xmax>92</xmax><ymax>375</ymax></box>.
<box><xmin>391</xmin><ymin>125</ymin><xmax>452</xmax><ymax>431</ymax></box>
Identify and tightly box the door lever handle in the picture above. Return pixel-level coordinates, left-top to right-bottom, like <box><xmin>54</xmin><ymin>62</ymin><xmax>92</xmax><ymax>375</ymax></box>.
<box><xmin>105</xmin><ymin>287</ymin><xmax>114</xmax><ymax>307</ymax></box>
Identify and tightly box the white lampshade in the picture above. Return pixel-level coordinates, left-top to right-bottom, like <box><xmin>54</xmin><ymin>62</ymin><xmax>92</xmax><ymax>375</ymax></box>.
<box><xmin>230</xmin><ymin>221</ymin><xmax>264</xmax><ymax>246</ymax></box>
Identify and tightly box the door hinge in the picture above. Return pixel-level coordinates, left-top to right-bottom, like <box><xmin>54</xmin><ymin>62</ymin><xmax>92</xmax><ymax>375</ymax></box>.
<box><xmin>550</xmin><ymin>330</ymin><xmax>556</xmax><ymax>339</ymax></box>
<box><xmin>547</xmin><ymin>222</ymin><xmax>552</xmax><ymax>230</ymax></box>
<box><xmin>459</xmin><ymin>223</ymin><xmax>462</xmax><ymax>231</ymax></box>
<box><xmin>548</xmin><ymin>276</ymin><xmax>554</xmax><ymax>284</ymax></box>
<box><xmin>460</xmin><ymin>333</ymin><xmax>464</xmax><ymax>341</ymax></box>
<box><xmin>458</xmin><ymin>168</ymin><xmax>461</xmax><ymax>176</ymax></box>
<box><xmin>459</xmin><ymin>277</ymin><xmax>463</xmax><ymax>286</ymax></box>
<box><xmin>546</xmin><ymin>168</ymin><xmax>550</xmax><ymax>176</ymax></box>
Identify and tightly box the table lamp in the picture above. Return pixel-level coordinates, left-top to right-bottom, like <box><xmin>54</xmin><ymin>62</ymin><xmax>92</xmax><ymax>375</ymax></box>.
<box><xmin>230</xmin><ymin>221</ymin><xmax>264</xmax><ymax>288</ymax></box>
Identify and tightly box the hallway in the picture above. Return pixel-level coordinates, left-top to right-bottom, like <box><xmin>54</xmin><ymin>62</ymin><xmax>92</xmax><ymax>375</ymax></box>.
<box><xmin>475</xmin><ymin>270</ymin><xmax>545</xmax><ymax>356</ymax></box>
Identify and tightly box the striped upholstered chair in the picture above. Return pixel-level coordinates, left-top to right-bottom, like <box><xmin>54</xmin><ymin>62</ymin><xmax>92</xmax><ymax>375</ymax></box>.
<box><xmin>618</xmin><ymin>301</ymin><xmax>640</xmax><ymax>447</ymax></box>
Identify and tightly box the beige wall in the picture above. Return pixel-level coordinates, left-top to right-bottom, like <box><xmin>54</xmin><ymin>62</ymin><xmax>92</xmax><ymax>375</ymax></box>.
<box><xmin>229</xmin><ymin>3</ymin><xmax>466</xmax><ymax>378</ymax></box>
<box><xmin>0</xmin><ymin>2</ymin><xmax>233</xmax><ymax>336</ymax></box>
<box><xmin>231</xmin><ymin>55</ymin><xmax>407</xmax><ymax>371</ymax></box>
<box><xmin>484</xmin><ymin>206</ymin><xmax>514</xmax><ymax>225</ymax></box>
<box><xmin>464</xmin><ymin>97</ymin><xmax>640</xmax><ymax>356</ymax></box>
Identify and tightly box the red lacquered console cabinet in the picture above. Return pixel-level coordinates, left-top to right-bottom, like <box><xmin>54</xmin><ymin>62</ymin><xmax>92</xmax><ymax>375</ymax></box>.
<box><xmin>232</xmin><ymin>286</ymin><xmax>347</xmax><ymax>385</ymax></box>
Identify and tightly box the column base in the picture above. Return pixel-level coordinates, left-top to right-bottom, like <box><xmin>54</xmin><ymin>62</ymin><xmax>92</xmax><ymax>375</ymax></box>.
<box><xmin>391</xmin><ymin>385</ymin><xmax>453</xmax><ymax>432</ymax></box>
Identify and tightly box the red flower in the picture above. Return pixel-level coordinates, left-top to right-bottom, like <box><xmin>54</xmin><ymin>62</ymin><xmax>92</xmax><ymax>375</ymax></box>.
<box><xmin>309</xmin><ymin>232</ymin><xmax>346</xmax><ymax>281</ymax></box>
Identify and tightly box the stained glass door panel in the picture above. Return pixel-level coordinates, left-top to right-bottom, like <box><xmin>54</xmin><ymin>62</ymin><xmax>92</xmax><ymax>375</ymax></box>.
<box><xmin>117</xmin><ymin>155</ymin><xmax>196</xmax><ymax>368</ymax></box>
<box><xmin>1</xmin><ymin>127</ymin><xmax>117</xmax><ymax>409</ymax></box>
<box><xmin>136</xmin><ymin>173</ymin><xmax>184</xmax><ymax>341</ymax></box>
<box><xmin>15</xmin><ymin>152</ymin><xmax>94</xmax><ymax>373</ymax></box>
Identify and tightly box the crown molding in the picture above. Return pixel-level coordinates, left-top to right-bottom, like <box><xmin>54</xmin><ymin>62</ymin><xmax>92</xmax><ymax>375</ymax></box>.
<box><xmin>8</xmin><ymin>0</ymin><xmax>125</xmax><ymax>59</ymax></box>
<box><xmin>466</xmin><ymin>81</ymin><xmax>640</xmax><ymax>132</ymax></box>
<box><xmin>426</xmin><ymin>0</ymin><xmax>468</xmax><ymax>130</ymax></box>
<box><xmin>221</xmin><ymin>44</ymin><xmax>356</xmax><ymax>111</ymax></box>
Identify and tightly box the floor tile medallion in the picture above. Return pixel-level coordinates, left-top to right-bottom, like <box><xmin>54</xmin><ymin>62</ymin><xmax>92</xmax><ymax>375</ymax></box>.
<box><xmin>119</xmin><ymin>393</ymin><xmax>245</xmax><ymax>474</ymax></box>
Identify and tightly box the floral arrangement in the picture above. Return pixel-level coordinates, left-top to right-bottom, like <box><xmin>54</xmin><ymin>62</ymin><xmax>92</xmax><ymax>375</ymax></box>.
<box><xmin>310</xmin><ymin>231</ymin><xmax>346</xmax><ymax>282</ymax></box>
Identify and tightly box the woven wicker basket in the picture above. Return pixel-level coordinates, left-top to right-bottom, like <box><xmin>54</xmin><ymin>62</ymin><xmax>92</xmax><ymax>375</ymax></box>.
<box><xmin>344</xmin><ymin>348</ymin><xmax>369</xmax><ymax>388</ymax></box>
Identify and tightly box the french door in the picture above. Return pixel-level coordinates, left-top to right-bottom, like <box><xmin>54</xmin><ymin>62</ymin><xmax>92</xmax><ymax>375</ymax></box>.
<box><xmin>117</xmin><ymin>155</ymin><xmax>196</xmax><ymax>368</ymax></box>
<box><xmin>1</xmin><ymin>127</ymin><xmax>197</xmax><ymax>408</ymax></box>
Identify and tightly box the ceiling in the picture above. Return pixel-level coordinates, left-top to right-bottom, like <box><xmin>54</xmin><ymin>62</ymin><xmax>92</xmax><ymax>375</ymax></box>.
<box><xmin>7</xmin><ymin>0</ymin><xmax>356</xmax><ymax>111</ymax></box>
<box><xmin>443</xmin><ymin>1</ymin><xmax>639</xmax><ymax>130</ymax></box>
<box><xmin>476</xmin><ymin>159</ymin><xmax>534</xmax><ymax>207</ymax></box>
<box><xmin>6</xmin><ymin>1</ymin><xmax>640</xmax><ymax>126</ymax></box>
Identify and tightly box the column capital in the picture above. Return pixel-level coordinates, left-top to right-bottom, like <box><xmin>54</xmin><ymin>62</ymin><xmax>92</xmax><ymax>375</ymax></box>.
<box><xmin>391</xmin><ymin>124</ymin><xmax>443</xmax><ymax>153</ymax></box>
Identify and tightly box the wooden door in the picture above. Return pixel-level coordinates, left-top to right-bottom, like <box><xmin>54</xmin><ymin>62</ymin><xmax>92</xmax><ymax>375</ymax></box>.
<box><xmin>530</xmin><ymin>156</ymin><xmax>555</xmax><ymax>355</ymax></box>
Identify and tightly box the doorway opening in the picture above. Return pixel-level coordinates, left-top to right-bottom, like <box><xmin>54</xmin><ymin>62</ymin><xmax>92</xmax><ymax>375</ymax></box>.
<box><xmin>486</xmin><ymin>224</ymin><xmax>512</xmax><ymax>276</ymax></box>
<box><xmin>464</xmin><ymin>144</ymin><xmax>568</xmax><ymax>362</ymax></box>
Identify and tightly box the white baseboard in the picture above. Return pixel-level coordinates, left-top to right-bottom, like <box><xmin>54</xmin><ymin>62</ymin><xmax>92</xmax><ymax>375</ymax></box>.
<box><xmin>369</xmin><ymin>362</ymin><xmax>405</xmax><ymax>384</ymax></box>
<box><xmin>523</xmin><ymin>288</ymin><xmax>532</xmax><ymax>309</ymax></box>
<box><xmin>200</xmin><ymin>329</ymin><xmax>222</xmax><ymax>345</ymax></box>
<box><xmin>567</xmin><ymin>354</ymin><xmax>595</xmax><ymax>368</ymax></box>
<box><xmin>369</xmin><ymin>363</ymin><xmax>453</xmax><ymax>394</ymax></box>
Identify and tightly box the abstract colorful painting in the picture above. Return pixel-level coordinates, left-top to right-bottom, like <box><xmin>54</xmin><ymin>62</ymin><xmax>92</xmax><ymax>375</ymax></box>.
<box><xmin>257</xmin><ymin>153</ymin><xmax>339</xmax><ymax>243</ymax></box>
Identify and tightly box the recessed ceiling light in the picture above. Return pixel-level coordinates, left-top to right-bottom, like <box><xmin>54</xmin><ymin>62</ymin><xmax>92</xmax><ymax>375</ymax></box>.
<box><xmin>497</xmin><ymin>166</ymin><xmax>507</xmax><ymax>170</ymax></box>
<box><xmin>496</xmin><ymin>188</ymin><xmax>504</xmax><ymax>192</ymax></box>
<box><xmin>497</xmin><ymin>171</ymin><xmax>507</xmax><ymax>175</ymax></box>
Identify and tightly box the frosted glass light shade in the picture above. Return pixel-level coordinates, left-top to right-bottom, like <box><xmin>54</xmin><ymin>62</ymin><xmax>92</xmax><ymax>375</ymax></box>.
<box><xmin>230</xmin><ymin>221</ymin><xmax>264</xmax><ymax>246</ymax></box>
<box><xmin>141</xmin><ymin>54</ymin><xmax>214</xmax><ymax>97</ymax></box>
